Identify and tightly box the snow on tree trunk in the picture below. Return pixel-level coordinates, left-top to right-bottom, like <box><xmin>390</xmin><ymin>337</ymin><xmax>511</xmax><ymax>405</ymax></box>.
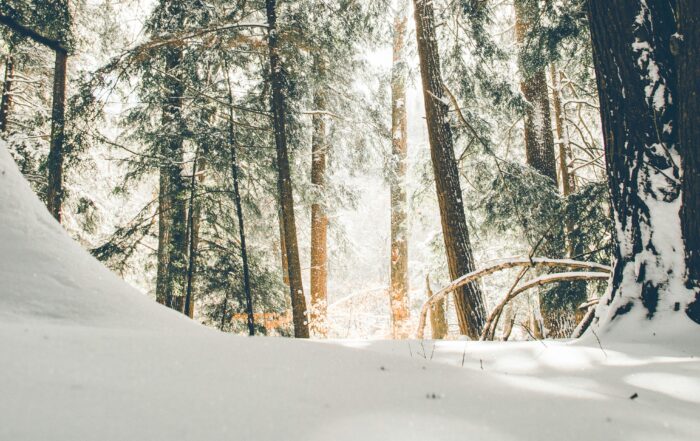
<box><xmin>310</xmin><ymin>57</ymin><xmax>328</xmax><ymax>338</ymax></box>
<box><xmin>389</xmin><ymin>0</ymin><xmax>411</xmax><ymax>340</ymax></box>
<box><xmin>412</xmin><ymin>0</ymin><xmax>486</xmax><ymax>339</ymax></box>
<box><xmin>46</xmin><ymin>49</ymin><xmax>67</xmax><ymax>222</ymax></box>
<box><xmin>677</xmin><ymin>0</ymin><xmax>700</xmax><ymax>322</ymax></box>
<box><xmin>587</xmin><ymin>0</ymin><xmax>696</xmax><ymax>334</ymax></box>
<box><xmin>266</xmin><ymin>0</ymin><xmax>309</xmax><ymax>338</ymax></box>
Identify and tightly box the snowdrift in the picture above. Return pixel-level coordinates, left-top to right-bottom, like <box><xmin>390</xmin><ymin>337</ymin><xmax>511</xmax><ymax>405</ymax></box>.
<box><xmin>0</xmin><ymin>143</ymin><xmax>699</xmax><ymax>441</ymax></box>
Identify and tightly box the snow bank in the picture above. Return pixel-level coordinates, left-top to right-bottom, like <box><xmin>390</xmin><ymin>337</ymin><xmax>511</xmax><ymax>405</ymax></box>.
<box><xmin>1</xmin><ymin>143</ymin><xmax>698</xmax><ymax>441</ymax></box>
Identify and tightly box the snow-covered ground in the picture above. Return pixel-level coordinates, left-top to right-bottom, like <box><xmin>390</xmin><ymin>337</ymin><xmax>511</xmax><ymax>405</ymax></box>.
<box><xmin>1</xmin><ymin>143</ymin><xmax>699</xmax><ymax>440</ymax></box>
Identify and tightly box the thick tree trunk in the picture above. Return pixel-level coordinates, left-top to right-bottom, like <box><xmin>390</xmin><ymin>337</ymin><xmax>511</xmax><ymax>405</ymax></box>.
<box><xmin>156</xmin><ymin>40</ymin><xmax>188</xmax><ymax>311</ymax></box>
<box><xmin>587</xmin><ymin>0</ymin><xmax>695</xmax><ymax>331</ymax></box>
<box><xmin>266</xmin><ymin>0</ymin><xmax>309</xmax><ymax>338</ymax></box>
<box><xmin>0</xmin><ymin>54</ymin><xmax>14</xmax><ymax>133</ymax></box>
<box><xmin>412</xmin><ymin>0</ymin><xmax>486</xmax><ymax>339</ymax></box>
<box><xmin>515</xmin><ymin>1</ymin><xmax>558</xmax><ymax>185</ymax></box>
<box><xmin>677</xmin><ymin>0</ymin><xmax>700</xmax><ymax>322</ymax></box>
<box><xmin>389</xmin><ymin>0</ymin><xmax>411</xmax><ymax>339</ymax></box>
<box><xmin>46</xmin><ymin>49</ymin><xmax>67</xmax><ymax>222</ymax></box>
<box><xmin>309</xmin><ymin>63</ymin><xmax>328</xmax><ymax>338</ymax></box>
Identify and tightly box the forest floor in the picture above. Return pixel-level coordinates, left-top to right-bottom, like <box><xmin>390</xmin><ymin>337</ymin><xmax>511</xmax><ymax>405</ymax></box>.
<box><xmin>1</xmin><ymin>143</ymin><xmax>699</xmax><ymax>440</ymax></box>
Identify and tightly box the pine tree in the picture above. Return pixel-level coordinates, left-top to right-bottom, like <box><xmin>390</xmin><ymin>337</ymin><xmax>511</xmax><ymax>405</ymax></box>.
<box><xmin>587</xmin><ymin>0</ymin><xmax>696</xmax><ymax>331</ymax></box>
<box><xmin>413</xmin><ymin>0</ymin><xmax>486</xmax><ymax>339</ymax></box>
<box><xmin>265</xmin><ymin>0</ymin><xmax>309</xmax><ymax>338</ymax></box>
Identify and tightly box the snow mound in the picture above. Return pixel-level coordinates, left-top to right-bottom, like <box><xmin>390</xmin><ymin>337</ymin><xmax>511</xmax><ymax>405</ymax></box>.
<box><xmin>0</xmin><ymin>143</ymin><xmax>189</xmax><ymax>330</ymax></box>
<box><xmin>1</xmin><ymin>142</ymin><xmax>699</xmax><ymax>441</ymax></box>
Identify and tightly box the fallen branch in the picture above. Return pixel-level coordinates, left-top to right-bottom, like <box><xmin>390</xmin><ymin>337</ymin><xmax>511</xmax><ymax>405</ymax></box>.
<box><xmin>415</xmin><ymin>257</ymin><xmax>611</xmax><ymax>339</ymax></box>
<box><xmin>480</xmin><ymin>271</ymin><xmax>610</xmax><ymax>341</ymax></box>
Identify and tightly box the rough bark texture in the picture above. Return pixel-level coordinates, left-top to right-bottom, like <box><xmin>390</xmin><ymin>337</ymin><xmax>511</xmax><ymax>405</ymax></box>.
<box><xmin>0</xmin><ymin>54</ymin><xmax>14</xmax><ymax>133</ymax></box>
<box><xmin>515</xmin><ymin>1</ymin><xmax>558</xmax><ymax>185</ymax></box>
<box><xmin>587</xmin><ymin>0</ymin><xmax>693</xmax><ymax>329</ymax></box>
<box><xmin>46</xmin><ymin>49</ymin><xmax>67</xmax><ymax>222</ymax></box>
<box><xmin>155</xmin><ymin>19</ymin><xmax>188</xmax><ymax>310</ymax></box>
<box><xmin>266</xmin><ymin>0</ymin><xmax>309</xmax><ymax>338</ymax></box>
<box><xmin>389</xmin><ymin>1</ymin><xmax>411</xmax><ymax>339</ymax></box>
<box><xmin>677</xmin><ymin>0</ymin><xmax>700</xmax><ymax>322</ymax></box>
<box><xmin>413</xmin><ymin>0</ymin><xmax>486</xmax><ymax>339</ymax></box>
<box><xmin>310</xmin><ymin>65</ymin><xmax>328</xmax><ymax>338</ymax></box>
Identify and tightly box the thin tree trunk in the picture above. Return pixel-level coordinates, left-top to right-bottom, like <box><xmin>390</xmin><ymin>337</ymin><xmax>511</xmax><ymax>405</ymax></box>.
<box><xmin>389</xmin><ymin>0</ymin><xmax>411</xmax><ymax>339</ymax></box>
<box><xmin>183</xmin><ymin>148</ymin><xmax>201</xmax><ymax>319</ymax></box>
<box><xmin>310</xmin><ymin>58</ymin><xmax>328</xmax><ymax>338</ymax></box>
<box><xmin>266</xmin><ymin>0</ymin><xmax>309</xmax><ymax>338</ymax></box>
<box><xmin>278</xmin><ymin>210</ymin><xmax>289</xmax><ymax>286</ymax></box>
<box><xmin>226</xmin><ymin>72</ymin><xmax>255</xmax><ymax>336</ymax></box>
<box><xmin>46</xmin><ymin>49</ymin><xmax>67</xmax><ymax>222</ymax></box>
<box><xmin>412</xmin><ymin>0</ymin><xmax>486</xmax><ymax>339</ymax></box>
<box><xmin>550</xmin><ymin>65</ymin><xmax>574</xmax><ymax>196</ymax></box>
<box><xmin>426</xmin><ymin>275</ymin><xmax>447</xmax><ymax>339</ymax></box>
<box><xmin>0</xmin><ymin>54</ymin><xmax>14</xmax><ymax>133</ymax></box>
<box><xmin>587</xmin><ymin>0</ymin><xmax>694</xmax><ymax>330</ymax></box>
<box><xmin>677</xmin><ymin>0</ymin><xmax>700</xmax><ymax>322</ymax></box>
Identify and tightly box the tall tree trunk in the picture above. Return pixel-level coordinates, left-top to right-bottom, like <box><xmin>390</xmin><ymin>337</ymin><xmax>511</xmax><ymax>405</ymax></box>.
<box><xmin>412</xmin><ymin>0</ymin><xmax>486</xmax><ymax>339</ymax></box>
<box><xmin>0</xmin><ymin>54</ymin><xmax>14</xmax><ymax>133</ymax></box>
<box><xmin>156</xmin><ymin>33</ymin><xmax>188</xmax><ymax>311</ymax></box>
<box><xmin>266</xmin><ymin>0</ymin><xmax>309</xmax><ymax>338</ymax></box>
<box><xmin>310</xmin><ymin>58</ymin><xmax>328</xmax><ymax>338</ymax></box>
<box><xmin>183</xmin><ymin>148</ymin><xmax>202</xmax><ymax>319</ymax></box>
<box><xmin>587</xmin><ymin>0</ymin><xmax>695</xmax><ymax>331</ymax></box>
<box><xmin>46</xmin><ymin>49</ymin><xmax>67</xmax><ymax>222</ymax></box>
<box><xmin>389</xmin><ymin>0</ymin><xmax>411</xmax><ymax>339</ymax></box>
<box><xmin>515</xmin><ymin>1</ymin><xmax>558</xmax><ymax>184</ymax></box>
<box><xmin>677</xmin><ymin>0</ymin><xmax>700</xmax><ymax>322</ymax></box>
<box><xmin>227</xmin><ymin>73</ymin><xmax>255</xmax><ymax>336</ymax></box>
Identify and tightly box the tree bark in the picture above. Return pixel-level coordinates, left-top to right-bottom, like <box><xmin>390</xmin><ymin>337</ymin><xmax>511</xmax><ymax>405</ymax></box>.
<box><xmin>587</xmin><ymin>0</ymin><xmax>694</xmax><ymax>330</ymax></box>
<box><xmin>0</xmin><ymin>54</ymin><xmax>14</xmax><ymax>133</ymax></box>
<box><xmin>46</xmin><ymin>49</ymin><xmax>67</xmax><ymax>222</ymax></box>
<box><xmin>413</xmin><ymin>0</ymin><xmax>486</xmax><ymax>339</ymax></box>
<box><xmin>677</xmin><ymin>0</ymin><xmax>700</xmax><ymax>322</ymax></box>
<box><xmin>155</xmin><ymin>29</ymin><xmax>188</xmax><ymax>311</ymax></box>
<box><xmin>550</xmin><ymin>65</ymin><xmax>574</xmax><ymax>196</ymax></box>
<box><xmin>183</xmin><ymin>149</ymin><xmax>203</xmax><ymax>320</ymax></box>
<box><xmin>266</xmin><ymin>0</ymin><xmax>309</xmax><ymax>338</ymax></box>
<box><xmin>226</xmin><ymin>73</ymin><xmax>255</xmax><ymax>336</ymax></box>
<box><xmin>515</xmin><ymin>1</ymin><xmax>558</xmax><ymax>185</ymax></box>
<box><xmin>389</xmin><ymin>0</ymin><xmax>411</xmax><ymax>339</ymax></box>
<box><xmin>310</xmin><ymin>58</ymin><xmax>328</xmax><ymax>338</ymax></box>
